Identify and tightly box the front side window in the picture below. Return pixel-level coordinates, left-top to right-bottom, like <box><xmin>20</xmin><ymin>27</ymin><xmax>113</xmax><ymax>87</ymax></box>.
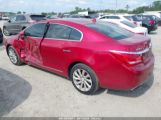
<box><xmin>25</xmin><ymin>23</ymin><xmax>46</xmax><ymax>37</ymax></box>
<box><xmin>46</xmin><ymin>24</ymin><xmax>72</xmax><ymax>39</ymax></box>
<box><xmin>16</xmin><ymin>15</ymin><xmax>26</xmax><ymax>21</ymax></box>
<box><xmin>87</xmin><ymin>23</ymin><xmax>133</xmax><ymax>40</ymax></box>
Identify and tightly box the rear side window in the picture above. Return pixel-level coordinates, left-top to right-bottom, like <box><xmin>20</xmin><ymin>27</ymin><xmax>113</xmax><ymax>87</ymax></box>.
<box><xmin>69</xmin><ymin>29</ymin><xmax>82</xmax><ymax>40</ymax></box>
<box><xmin>30</xmin><ymin>15</ymin><xmax>46</xmax><ymax>21</ymax></box>
<box><xmin>109</xmin><ymin>16</ymin><xmax>120</xmax><ymax>19</ymax></box>
<box><xmin>25</xmin><ymin>23</ymin><xmax>46</xmax><ymax>37</ymax></box>
<box><xmin>124</xmin><ymin>16</ymin><xmax>132</xmax><ymax>21</ymax></box>
<box><xmin>100</xmin><ymin>16</ymin><xmax>120</xmax><ymax>19</ymax></box>
<box><xmin>46</xmin><ymin>24</ymin><xmax>72</xmax><ymax>39</ymax></box>
<box><xmin>87</xmin><ymin>23</ymin><xmax>133</xmax><ymax>40</ymax></box>
<box><xmin>121</xmin><ymin>21</ymin><xmax>137</xmax><ymax>28</ymax></box>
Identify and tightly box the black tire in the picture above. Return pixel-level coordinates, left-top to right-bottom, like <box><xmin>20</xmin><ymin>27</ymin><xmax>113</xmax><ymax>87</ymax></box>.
<box><xmin>7</xmin><ymin>46</ymin><xmax>23</xmax><ymax>66</ymax></box>
<box><xmin>3</xmin><ymin>27</ymin><xmax>10</xmax><ymax>36</ymax></box>
<box><xmin>0</xmin><ymin>29</ymin><xmax>3</xmax><ymax>44</ymax></box>
<box><xmin>70</xmin><ymin>63</ymin><xmax>99</xmax><ymax>95</ymax></box>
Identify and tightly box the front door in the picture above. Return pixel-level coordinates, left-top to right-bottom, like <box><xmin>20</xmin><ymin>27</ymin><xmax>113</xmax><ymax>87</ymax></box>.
<box><xmin>23</xmin><ymin>23</ymin><xmax>47</xmax><ymax>65</ymax></box>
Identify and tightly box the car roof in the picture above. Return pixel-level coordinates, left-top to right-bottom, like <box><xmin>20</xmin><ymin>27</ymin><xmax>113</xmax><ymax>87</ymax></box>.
<box><xmin>46</xmin><ymin>18</ymin><xmax>94</xmax><ymax>25</ymax></box>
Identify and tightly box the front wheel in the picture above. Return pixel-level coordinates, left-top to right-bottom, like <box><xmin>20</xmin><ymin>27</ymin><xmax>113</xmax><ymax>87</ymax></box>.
<box><xmin>3</xmin><ymin>27</ymin><xmax>10</xmax><ymax>36</ymax></box>
<box><xmin>70</xmin><ymin>63</ymin><xmax>99</xmax><ymax>95</ymax></box>
<box><xmin>7</xmin><ymin>46</ymin><xmax>23</xmax><ymax>65</ymax></box>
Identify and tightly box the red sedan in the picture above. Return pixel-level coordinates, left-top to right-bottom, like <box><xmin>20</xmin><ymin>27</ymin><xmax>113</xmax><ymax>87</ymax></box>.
<box><xmin>5</xmin><ymin>19</ymin><xmax>154</xmax><ymax>95</ymax></box>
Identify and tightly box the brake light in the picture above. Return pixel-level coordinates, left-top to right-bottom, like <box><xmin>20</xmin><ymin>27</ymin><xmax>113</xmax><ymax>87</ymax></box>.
<box><xmin>92</xmin><ymin>18</ymin><xmax>96</xmax><ymax>23</ymax></box>
<box><xmin>138</xmin><ymin>32</ymin><xmax>144</xmax><ymax>35</ymax></box>
<box><xmin>110</xmin><ymin>50</ymin><xmax>143</xmax><ymax>67</ymax></box>
<box><xmin>133</xmin><ymin>21</ymin><xmax>137</xmax><ymax>25</ymax></box>
<box><xmin>149</xmin><ymin>20</ymin><xmax>155</xmax><ymax>25</ymax></box>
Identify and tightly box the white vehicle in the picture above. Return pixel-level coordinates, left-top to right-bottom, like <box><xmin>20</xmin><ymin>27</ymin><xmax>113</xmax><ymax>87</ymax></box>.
<box><xmin>2</xmin><ymin>15</ymin><xmax>9</xmax><ymax>20</ymax></box>
<box><xmin>98</xmin><ymin>14</ymin><xmax>142</xmax><ymax>26</ymax></box>
<box><xmin>143</xmin><ymin>11</ymin><xmax>161</xmax><ymax>18</ymax></box>
<box><xmin>103</xmin><ymin>20</ymin><xmax>148</xmax><ymax>36</ymax></box>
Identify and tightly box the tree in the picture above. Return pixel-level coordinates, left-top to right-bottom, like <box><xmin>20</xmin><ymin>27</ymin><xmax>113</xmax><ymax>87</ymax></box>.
<box><xmin>17</xmin><ymin>11</ymin><xmax>21</xmax><ymax>14</ymax></box>
<box><xmin>41</xmin><ymin>12</ymin><xmax>48</xmax><ymax>16</ymax></box>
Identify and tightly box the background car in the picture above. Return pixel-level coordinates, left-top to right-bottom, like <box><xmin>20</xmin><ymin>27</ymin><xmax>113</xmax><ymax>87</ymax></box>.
<box><xmin>124</xmin><ymin>15</ymin><xmax>142</xmax><ymax>26</ymax></box>
<box><xmin>67</xmin><ymin>14</ymin><xmax>92</xmax><ymax>19</ymax></box>
<box><xmin>0</xmin><ymin>28</ymin><xmax>3</xmax><ymax>44</ymax></box>
<box><xmin>97</xmin><ymin>14</ymin><xmax>142</xmax><ymax>26</ymax></box>
<box><xmin>3</xmin><ymin>14</ymin><xmax>47</xmax><ymax>36</ymax></box>
<box><xmin>2</xmin><ymin>15</ymin><xmax>9</xmax><ymax>20</ymax></box>
<box><xmin>5</xmin><ymin>19</ymin><xmax>154</xmax><ymax>95</ymax></box>
<box><xmin>104</xmin><ymin>20</ymin><xmax>148</xmax><ymax>36</ymax></box>
<box><xmin>131</xmin><ymin>15</ymin><xmax>158</xmax><ymax>33</ymax></box>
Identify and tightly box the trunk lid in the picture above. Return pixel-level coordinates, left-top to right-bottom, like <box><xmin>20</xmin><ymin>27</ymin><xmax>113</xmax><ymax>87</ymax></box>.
<box><xmin>110</xmin><ymin>35</ymin><xmax>152</xmax><ymax>66</ymax></box>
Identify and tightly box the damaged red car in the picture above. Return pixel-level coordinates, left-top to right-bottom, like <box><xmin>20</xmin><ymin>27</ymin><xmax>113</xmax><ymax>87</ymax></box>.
<box><xmin>5</xmin><ymin>19</ymin><xmax>154</xmax><ymax>95</ymax></box>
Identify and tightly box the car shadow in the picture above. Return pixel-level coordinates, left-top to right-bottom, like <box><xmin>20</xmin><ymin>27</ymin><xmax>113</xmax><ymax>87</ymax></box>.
<box><xmin>107</xmin><ymin>74</ymin><xmax>154</xmax><ymax>97</ymax></box>
<box><xmin>30</xmin><ymin>65</ymin><xmax>154</xmax><ymax>97</ymax></box>
<box><xmin>149</xmin><ymin>31</ymin><xmax>157</xmax><ymax>35</ymax></box>
<box><xmin>0</xmin><ymin>68</ymin><xmax>32</xmax><ymax>116</ymax></box>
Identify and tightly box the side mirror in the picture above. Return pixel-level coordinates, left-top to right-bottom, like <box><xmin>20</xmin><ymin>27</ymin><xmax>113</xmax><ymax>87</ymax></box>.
<box><xmin>19</xmin><ymin>32</ymin><xmax>25</xmax><ymax>40</ymax></box>
<box><xmin>8</xmin><ymin>20</ymin><xmax>11</xmax><ymax>23</ymax></box>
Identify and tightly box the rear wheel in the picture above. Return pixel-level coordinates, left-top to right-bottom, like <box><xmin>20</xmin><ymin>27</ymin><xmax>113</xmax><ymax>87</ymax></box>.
<box><xmin>7</xmin><ymin>46</ymin><xmax>22</xmax><ymax>65</ymax></box>
<box><xmin>70</xmin><ymin>63</ymin><xmax>99</xmax><ymax>95</ymax></box>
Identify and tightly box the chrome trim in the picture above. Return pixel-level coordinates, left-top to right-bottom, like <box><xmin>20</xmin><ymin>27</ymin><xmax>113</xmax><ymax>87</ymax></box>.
<box><xmin>109</xmin><ymin>48</ymin><xmax>150</xmax><ymax>55</ymax></box>
<box><xmin>25</xmin><ymin>23</ymin><xmax>84</xmax><ymax>42</ymax></box>
<box><xmin>45</xmin><ymin>23</ymin><xmax>83</xmax><ymax>42</ymax></box>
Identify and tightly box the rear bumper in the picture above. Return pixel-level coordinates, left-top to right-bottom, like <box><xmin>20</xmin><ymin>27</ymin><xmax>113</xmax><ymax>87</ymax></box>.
<box><xmin>97</xmin><ymin>56</ymin><xmax>154</xmax><ymax>91</ymax></box>
<box><xmin>148</xmin><ymin>25</ymin><xmax>158</xmax><ymax>32</ymax></box>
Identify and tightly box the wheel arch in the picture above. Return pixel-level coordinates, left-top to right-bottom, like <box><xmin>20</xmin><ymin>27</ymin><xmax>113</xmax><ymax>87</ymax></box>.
<box><xmin>67</xmin><ymin>60</ymin><xmax>94</xmax><ymax>80</ymax></box>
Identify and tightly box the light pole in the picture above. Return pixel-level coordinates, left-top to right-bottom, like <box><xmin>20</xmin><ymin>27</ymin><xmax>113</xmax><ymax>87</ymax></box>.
<box><xmin>115</xmin><ymin>0</ymin><xmax>118</xmax><ymax>14</ymax></box>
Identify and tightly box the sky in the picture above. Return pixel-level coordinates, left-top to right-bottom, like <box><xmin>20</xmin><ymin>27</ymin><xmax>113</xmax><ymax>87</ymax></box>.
<box><xmin>0</xmin><ymin>0</ymin><xmax>157</xmax><ymax>13</ymax></box>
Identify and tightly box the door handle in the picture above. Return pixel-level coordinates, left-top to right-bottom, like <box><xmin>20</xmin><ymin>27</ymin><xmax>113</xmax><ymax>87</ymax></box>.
<box><xmin>63</xmin><ymin>49</ymin><xmax>71</xmax><ymax>53</ymax></box>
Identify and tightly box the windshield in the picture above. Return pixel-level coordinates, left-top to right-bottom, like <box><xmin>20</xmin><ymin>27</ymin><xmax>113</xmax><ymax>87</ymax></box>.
<box><xmin>30</xmin><ymin>15</ymin><xmax>46</xmax><ymax>21</ymax></box>
<box><xmin>86</xmin><ymin>23</ymin><xmax>134</xmax><ymax>40</ymax></box>
<box><xmin>121</xmin><ymin>21</ymin><xmax>137</xmax><ymax>28</ymax></box>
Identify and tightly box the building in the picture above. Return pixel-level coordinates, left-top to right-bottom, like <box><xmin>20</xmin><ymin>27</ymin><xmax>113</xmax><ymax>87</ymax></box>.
<box><xmin>143</xmin><ymin>11</ymin><xmax>161</xmax><ymax>18</ymax></box>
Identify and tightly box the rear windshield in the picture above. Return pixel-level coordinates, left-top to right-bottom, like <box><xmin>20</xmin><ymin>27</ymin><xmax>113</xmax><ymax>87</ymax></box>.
<box><xmin>142</xmin><ymin>15</ymin><xmax>154</xmax><ymax>20</ymax></box>
<box><xmin>86</xmin><ymin>23</ymin><xmax>133</xmax><ymax>40</ymax></box>
<box><xmin>132</xmin><ymin>16</ymin><xmax>142</xmax><ymax>21</ymax></box>
<box><xmin>30</xmin><ymin>15</ymin><xmax>46</xmax><ymax>21</ymax></box>
<box><xmin>121</xmin><ymin>21</ymin><xmax>137</xmax><ymax>28</ymax></box>
<box><xmin>124</xmin><ymin>16</ymin><xmax>132</xmax><ymax>21</ymax></box>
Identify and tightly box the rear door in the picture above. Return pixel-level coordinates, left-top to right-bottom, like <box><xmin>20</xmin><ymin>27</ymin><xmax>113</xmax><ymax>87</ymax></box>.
<box><xmin>40</xmin><ymin>23</ymin><xmax>72</xmax><ymax>72</ymax></box>
<box><xmin>23</xmin><ymin>23</ymin><xmax>47</xmax><ymax>65</ymax></box>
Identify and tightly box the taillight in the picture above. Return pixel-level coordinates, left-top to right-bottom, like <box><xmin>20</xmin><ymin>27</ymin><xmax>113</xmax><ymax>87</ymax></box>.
<box><xmin>149</xmin><ymin>20</ymin><xmax>155</xmax><ymax>25</ymax></box>
<box><xmin>133</xmin><ymin>21</ymin><xmax>137</xmax><ymax>25</ymax></box>
<box><xmin>110</xmin><ymin>50</ymin><xmax>143</xmax><ymax>67</ymax></box>
<box><xmin>138</xmin><ymin>32</ymin><xmax>145</xmax><ymax>35</ymax></box>
<box><xmin>92</xmin><ymin>18</ymin><xmax>97</xmax><ymax>23</ymax></box>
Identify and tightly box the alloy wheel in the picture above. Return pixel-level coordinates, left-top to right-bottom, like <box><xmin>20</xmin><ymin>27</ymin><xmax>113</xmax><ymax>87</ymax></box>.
<box><xmin>8</xmin><ymin>48</ymin><xmax>18</xmax><ymax>64</ymax></box>
<box><xmin>73</xmin><ymin>69</ymin><xmax>93</xmax><ymax>92</ymax></box>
